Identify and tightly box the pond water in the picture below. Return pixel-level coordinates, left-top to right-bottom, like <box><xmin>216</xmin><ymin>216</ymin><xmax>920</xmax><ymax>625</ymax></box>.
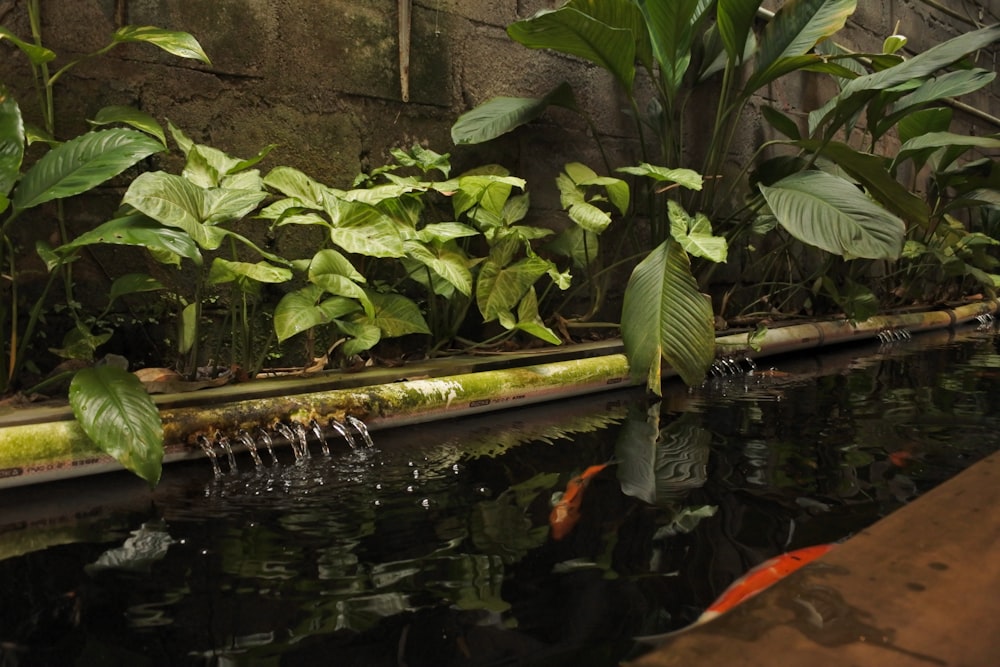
<box><xmin>2</xmin><ymin>326</ymin><xmax>999</xmax><ymax>667</ymax></box>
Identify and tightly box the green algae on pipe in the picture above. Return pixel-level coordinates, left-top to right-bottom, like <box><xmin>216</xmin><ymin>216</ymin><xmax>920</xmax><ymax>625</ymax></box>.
<box><xmin>0</xmin><ymin>299</ymin><xmax>997</xmax><ymax>489</ymax></box>
<box><xmin>0</xmin><ymin>353</ymin><xmax>635</xmax><ymax>489</ymax></box>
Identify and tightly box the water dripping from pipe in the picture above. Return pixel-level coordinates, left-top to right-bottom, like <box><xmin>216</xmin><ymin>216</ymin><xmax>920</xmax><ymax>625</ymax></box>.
<box><xmin>308</xmin><ymin>418</ymin><xmax>330</xmax><ymax>456</ymax></box>
<box><xmin>256</xmin><ymin>426</ymin><xmax>278</xmax><ymax>465</ymax></box>
<box><xmin>328</xmin><ymin>418</ymin><xmax>358</xmax><ymax>449</ymax></box>
<box><xmin>215</xmin><ymin>431</ymin><xmax>238</xmax><ymax>472</ymax></box>
<box><xmin>236</xmin><ymin>428</ymin><xmax>263</xmax><ymax>468</ymax></box>
<box><xmin>345</xmin><ymin>415</ymin><xmax>375</xmax><ymax>448</ymax></box>
<box><xmin>273</xmin><ymin>422</ymin><xmax>303</xmax><ymax>462</ymax></box>
<box><xmin>291</xmin><ymin>421</ymin><xmax>312</xmax><ymax>460</ymax></box>
<box><xmin>197</xmin><ymin>434</ymin><xmax>222</xmax><ymax>478</ymax></box>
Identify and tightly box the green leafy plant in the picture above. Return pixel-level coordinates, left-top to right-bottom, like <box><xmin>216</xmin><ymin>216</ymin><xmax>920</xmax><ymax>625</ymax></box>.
<box><xmin>66</xmin><ymin>123</ymin><xmax>287</xmax><ymax>376</ymax></box>
<box><xmin>452</xmin><ymin>1</ymin><xmax>1000</xmax><ymax>391</ymax></box>
<box><xmin>754</xmin><ymin>23</ymin><xmax>1000</xmax><ymax>314</ymax></box>
<box><xmin>0</xmin><ymin>5</ymin><xmax>209</xmax><ymax>485</ymax></box>
<box><xmin>262</xmin><ymin>146</ymin><xmax>575</xmax><ymax>358</ymax></box>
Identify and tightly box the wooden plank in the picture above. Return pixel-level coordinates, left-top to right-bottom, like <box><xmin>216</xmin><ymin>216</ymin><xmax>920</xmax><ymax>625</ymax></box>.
<box><xmin>629</xmin><ymin>450</ymin><xmax>1000</xmax><ymax>667</ymax></box>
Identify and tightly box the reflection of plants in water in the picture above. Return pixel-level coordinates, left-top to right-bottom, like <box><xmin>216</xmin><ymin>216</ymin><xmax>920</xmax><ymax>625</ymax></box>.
<box><xmin>615</xmin><ymin>405</ymin><xmax>711</xmax><ymax>508</ymax></box>
<box><xmin>470</xmin><ymin>472</ymin><xmax>558</xmax><ymax>564</ymax></box>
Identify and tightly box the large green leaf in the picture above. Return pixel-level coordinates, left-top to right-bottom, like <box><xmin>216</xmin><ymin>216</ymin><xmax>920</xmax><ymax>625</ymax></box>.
<box><xmin>621</xmin><ymin>239</ymin><xmax>715</xmax><ymax>391</ymax></box>
<box><xmin>893</xmin><ymin>132</ymin><xmax>1000</xmax><ymax>169</ymax></box>
<box><xmin>759</xmin><ymin>171</ymin><xmax>905</xmax><ymax>259</ymax></box>
<box><xmin>747</xmin><ymin>0</ymin><xmax>856</xmax><ymax>91</ymax></box>
<box><xmin>69</xmin><ymin>365</ymin><xmax>164</xmax><ymax>486</ymax></box>
<box><xmin>546</xmin><ymin>225</ymin><xmax>598</xmax><ymax>269</ymax></box>
<box><xmin>13</xmin><ymin>128</ymin><xmax>165</xmax><ymax>211</ymax></box>
<box><xmin>90</xmin><ymin>105</ymin><xmax>167</xmax><ymax>145</ymax></box>
<box><xmin>453</xmin><ymin>174</ymin><xmax>525</xmax><ymax>219</ymax></box>
<box><xmin>787</xmin><ymin>139</ymin><xmax>930</xmax><ymax>227</ymax></box>
<box><xmin>476</xmin><ymin>256</ymin><xmax>552</xmax><ymax>323</ymax></box>
<box><xmin>404</xmin><ymin>239</ymin><xmax>473</xmax><ymax>296</ymax></box>
<box><xmin>873</xmin><ymin>69</ymin><xmax>995</xmax><ymax>139</ymax></box>
<box><xmin>107</xmin><ymin>273</ymin><xmax>164</xmax><ymax>305</ymax></box>
<box><xmin>207</xmin><ymin>258</ymin><xmax>292</xmax><ymax>285</ymax></box>
<box><xmin>61</xmin><ymin>214</ymin><xmax>202</xmax><ymax>265</ymax></box>
<box><xmin>617</xmin><ymin>163</ymin><xmax>703</xmax><ymax>190</ymax></box>
<box><xmin>366</xmin><ymin>291</ymin><xmax>431</xmax><ymax>337</ymax></box>
<box><xmin>339</xmin><ymin>320</ymin><xmax>382</xmax><ymax>356</ymax></box>
<box><xmin>263</xmin><ymin>165</ymin><xmax>329</xmax><ymax>208</ymax></box>
<box><xmin>0</xmin><ymin>26</ymin><xmax>56</xmax><ymax>65</ymax></box>
<box><xmin>112</xmin><ymin>25</ymin><xmax>211</xmax><ymax>64</ymax></box>
<box><xmin>122</xmin><ymin>172</ymin><xmax>226</xmax><ymax>250</ymax></box>
<box><xmin>273</xmin><ymin>285</ymin><xmax>360</xmax><ymax>342</ymax></box>
<box><xmin>201</xmin><ymin>187</ymin><xmax>268</xmax><ymax>226</ymax></box>
<box><xmin>508</xmin><ymin>6</ymin><xmax>637</xmax><ymax>93</ymax></box>
<box><xmin>635</xmin><ymin>0</ymin><xmax>702</xmax><ymax>96</ymax></box>
<box><xmin>717</xmin><ymin>0</ymin><xmax>763</xmax><ymax>64</ymax></box>
<box><xmin>809</xmin><ymin>23</ymin><xmax>1000</xmax><ymax>135</ymax></box>
<box><xmin>309</xmin><ymin>248</ymin><xmax>366</xmax><ymax>283</ymax></box>
<box><xmin>0</xmin><ymin>87</ymin><xmax>25</xmax><ymax>197</ymax></box>
<box><xmin>451</xmin><ymin>82</ymin><xmax>578</xmax><ymax>145</ymax></box>
<box><xmin>668</xmin><ymin>201</ymin><xmax>727</xmax><ymax>262</ymax></box>
<box><xmin>499</xmin><ymin>287</ymin><xmax>561</xmax><ymax>345</ymax></box>
<box><xmin>324</xmin><ymin>197</ymin><xmax>405</xmax><ymax>257</ymax></box>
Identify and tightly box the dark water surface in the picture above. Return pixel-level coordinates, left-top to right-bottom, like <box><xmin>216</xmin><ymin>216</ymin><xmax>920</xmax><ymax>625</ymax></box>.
<box><xmin>2</xmin><ymin>326</ymin><xmax>999</xmax><ymax>666</ymax></box>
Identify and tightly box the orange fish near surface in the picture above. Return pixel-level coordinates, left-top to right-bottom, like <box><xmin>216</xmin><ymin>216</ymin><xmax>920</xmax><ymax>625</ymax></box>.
<box><xmin>697</xmin><ymin>543</ymin><xmax>835</xmax><ymax>623</ymax></box>
<box><xmin>549</xmin><ymin>464</ymin><xmax>609</xmax><ymax>540</ymax></box>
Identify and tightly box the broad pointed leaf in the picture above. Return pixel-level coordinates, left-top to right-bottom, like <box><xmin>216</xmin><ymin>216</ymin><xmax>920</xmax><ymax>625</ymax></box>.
<box><xmin>122</xmin><ymin>172</ymin><xmax>228</xmax><ymax>250</ymax></box>
<box><xmin>511</xmin><ymin>287</ymin><xmax>561</xmax><ymax>345</ymax></box>
<box><xmin>621</xmin><ymin>239</ymin><xmax>715</xmax><ymax>391</ymax></box>
<box><xmin>508</xmin><ymin>7</ymin><xmax>636</xmax><ymax>93</ymax></box>
<box><xmin>894</xmin><ymin>132</ymin><xmax>1000</xmax><ymax>169</ymax></box>
<box><xmin>451</xmin><ymin>82</ymin><xmax>578</xmax><ymax>145</ymax></box>
<box><xmin>14</xmin><ymin>128</ymin><xmax>165</xmax><ymax>211</ymax></box>
<box><xmin>366</xmin><ymin>291</ymin><xmax>431</xmax><ymax>337</ymax></box>
<box><xmin>309</xmin><ymin>248</ymin><xmax>366</xmax><ymax>283</ymax></box>
<box><xmin>0</xmin><ymin>88</ymin><xmax>25</xmax><ymax>196</ymax></box>
<box><xmin>617</xmin><ymin>163</ymin><xmax>703</xmax><ymax>190</ymax></box>
<box><xmin>546</xmin><ymin>225</ymin><xmax>599</xmax><ymax>269</ymax></box>
<box><xmin>207</xmin><ymin>258</ymin><xmax>292</xmax><ymax>285</ymax></box>
<box><xmin>748</xmin><ymin>0</ymin><xmax>857</xmax><ymax>91</ymax></box>
<box><xmin>0</xmin><ymin>27</ymin><xmax>56</xmax><ymax>65</ymax></box>
<box><xmin>69</xmin><ymin>365</ymin><xmax>164</xmax><ymax>486</ymax></box>
<box><xmin>809</xmin><ymin>24</ymin><xmax>1000</xmax><ymax>135</ymax></box>
<box><xmin>264</xmin><ymin>165</ymin><xmax>329</xmax><ymax>208</ymax></box>
<box><xmin>759</xmin><ymin>171</ymin><xmax>905</xmax><ymax>259</ymax></box>
<box><xmin>90</xmin><ymin>105</ymin><xmax>166</xmax><ymax>145</ymax></box>
<box><xmin>325</xmin><ymin>198</ymin><xmax>405</xmax><ymax>257</ymax></box>
<box><xmin>108</xmin><ymin>273</ymin><xmax>164</xmax><ymax>304</ymax></box>
<box><xmin>274</xmin><ymin>285</ymin><xmax>359</xmax><ymax>342</ymax></box>
<box><xmin>787</xmin><ymin>139</ymin><xmax>930</xmax><ymax>227</ymax></box>
<box><xmin>477</xmin><ymin>256</ymin><xmax>552</xmax><ymax>322</ymax></box>
<box><xmin>453</xmin><ymin>174</ymin><xmax>525</xmax><ymax>218</ymax></box>
<box><xmin>635</xmin><ymin>0</ymin><xmax>702</xmax><ymax>96</ymax></box>
<box><xmin>718</xmin><ymin>0</ymin><xmax>763</xmax><ymax>63</ymax></box>
<box><xmin>339</xmin><ymin>320</ymin><xmax>381</xmax><ymax>356</ymax></box>
<box><xmin>874</xmin><ymin>69</ymin><xmax>994</xmax><ymax>138</ymax></box>
<box><xmin>112</xmin><ymin>26</ymin><xmax>211</xmax><ymax>64</ymax></box>
<box><xmin>404</xmin><ymin>240</ymin><xmax>473</xmax><ymax>296</ymax></box>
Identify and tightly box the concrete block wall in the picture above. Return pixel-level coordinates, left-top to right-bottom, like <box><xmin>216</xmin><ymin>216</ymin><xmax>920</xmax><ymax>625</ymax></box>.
<box><xmin>2</xmin><ymin>1</ymin><xmax>996</xmax><ymax>207</ymax></box>
<box><xmin>0</xmin><ymin>0</ymin><xmax>997</xmax><ymax>309</ymax></box>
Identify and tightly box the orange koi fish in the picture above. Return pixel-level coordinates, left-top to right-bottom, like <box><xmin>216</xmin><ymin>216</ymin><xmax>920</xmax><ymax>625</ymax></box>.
<box><xmin>697</xmin><ymin>543</ymin><xmax>835</xmax><ymax>623</ymax></box>
<box><xmin>549</xmin><ymin>463</ymin><xmax>609</xmax><ymax>540</ymax></box>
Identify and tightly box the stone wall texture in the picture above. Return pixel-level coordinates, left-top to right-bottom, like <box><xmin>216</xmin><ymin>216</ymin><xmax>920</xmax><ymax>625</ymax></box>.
<box><xmin>2</xmin><ymin>0</ymin><xmax>997</xmax><ymax>208</ymax></box>
<box><xmin>1</xmin><ymin>0</ymin><xmax>998</xmax><ymax>306</ymax></box>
